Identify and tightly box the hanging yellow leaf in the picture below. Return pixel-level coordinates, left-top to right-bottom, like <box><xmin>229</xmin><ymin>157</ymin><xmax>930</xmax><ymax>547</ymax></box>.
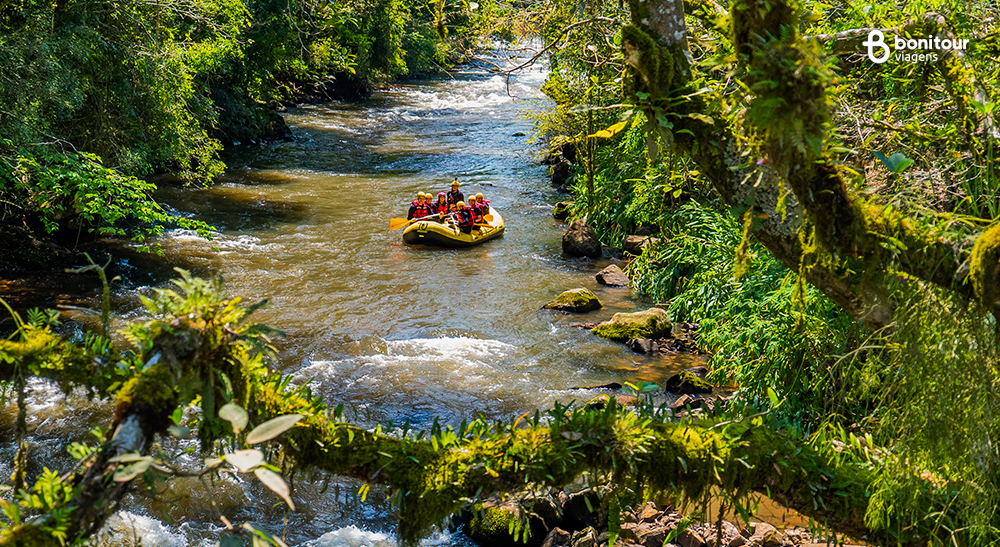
<box><xmin>588</xmin><ymin>120</ymin><xmax>628</xmax><ymax>139</ymax></box>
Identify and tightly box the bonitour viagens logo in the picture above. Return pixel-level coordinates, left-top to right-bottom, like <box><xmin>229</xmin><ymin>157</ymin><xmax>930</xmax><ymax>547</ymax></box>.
<box><xmin>862</xmin><ymin>29</ymin><xmax>970</xmax><ymax>63</ymax></box>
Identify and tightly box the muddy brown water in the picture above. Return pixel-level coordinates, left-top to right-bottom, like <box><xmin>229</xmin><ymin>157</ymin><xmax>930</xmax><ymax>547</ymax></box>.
<box><xmin>0</xmin><ymin>53</ymin><xmax>746</xmax><ymax>546</ymax></box>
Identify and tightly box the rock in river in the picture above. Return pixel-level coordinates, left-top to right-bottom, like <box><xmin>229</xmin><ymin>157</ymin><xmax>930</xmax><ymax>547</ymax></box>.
<box><xmin>591</xmin><ymin>308</ymin><xmax>671</xmax><ymax>341</ymax></box>
<box><xmin>563</xmin><ymin>220</ymin><xmax>603</xmax><ymax>258</ymax></box>
<box><xmin>624</xmin><ymin>234</ymin><xmax>661</xmax><ymax>256</ymax></box>
<box><xmin>596</xmin><ymin>264</ymin><xmax>629</xmax><ymax>287</ymax></box>
<box><xmin>543</xmin><ymin>288</ymin><xmax>603</xmax><ymax>312</ymax></box>
<box><xmin>664</xmin><ymin>371</ymin><xmax>713</xmax><ymax>394</ymax></box>
<box><xmin>553</xmin><ymin>201</ymin><xmax>573</xmax><ymax>220</ymax></box>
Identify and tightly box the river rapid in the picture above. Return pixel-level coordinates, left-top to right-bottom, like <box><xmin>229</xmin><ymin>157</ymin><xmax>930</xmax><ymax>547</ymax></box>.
<box><xmin>0</xmin><ymin>49</ymin><xmax>704</xmax><ymax>546</ymax></box>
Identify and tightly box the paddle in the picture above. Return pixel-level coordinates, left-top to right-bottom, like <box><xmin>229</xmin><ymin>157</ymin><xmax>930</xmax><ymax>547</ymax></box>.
<box><xmin>483</xmin><ymin>214</ymin><xmax>494</xmax><ymax>222</ymax></box>
<box><xmin>389</xmin><ymin>213</ymin><xmax>440</xmax><ymax>230</ymax></box>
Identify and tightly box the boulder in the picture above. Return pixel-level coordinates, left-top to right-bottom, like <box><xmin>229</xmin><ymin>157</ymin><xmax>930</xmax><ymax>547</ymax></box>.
<box><xmin>595</xmin><ymin>264</ymin><xmax>629</xmax><ymax>287</ymax></box>
<box><xmin>543</xmin><ymin>288</ymin><xmax>603</xmax><ymax>313</ymax></box>
<box><xmin>624</xmin><ymin>235</ymin><xmax>661</xmax><ymax>255</ymax></box>
<box><xmin>626</xmin><ymin>338</ymin><xmax>656</xmax><ymax>354</ymax></box>
<box><xmin>551</xmin><ymin>159</ymin><xmax>573</xmax><ymax>186</ymax></box>
<box><xmin>635</xmin><ymin>224</ymin><xmax>658</xmax><ymax>236</ymax></box>
<box><xmin>562</xmin><ymin>220</ymin><xmax>603</xmax><ymax>258</ymax></box>
<box><xmin>664</xmin><ymin>371</ymin><xmax>714</xmax><ymax>395</ymax></box>
<box><xmin>553</xmin><ymin>201</ymin><xmax>574</xmax><ymax>220</ymax></box>
<box><xmin>592</xmin><ymin>308</ymin><xmax>672</xmax><ymax>342</ymax></box>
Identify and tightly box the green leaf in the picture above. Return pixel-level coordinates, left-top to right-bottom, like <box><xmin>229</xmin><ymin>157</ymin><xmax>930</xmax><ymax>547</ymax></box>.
<box><xmin>687</xmin><ymin>113</ymin><xmax>714</xmax><ymax>125</ymax></box>
<box><xmin>242</xmin><ymin>523</ymin><xmax>288</xmax><ymax>547</ymax></box>
<box><xmin>255</xmin><ymin>468</ymin><xmax>296</xmax><ymax>511</ymax></box>
<box><xmin>588</xmin><ymin>120</ymin><xmax>629</xmax><ymax>139</ymax></box>
<box><xmin>767</xmin><ymin>387</ymin><xmax>779</xmax><ymax>408</ymax></box>
<box><xmin>112</xmin><ymin>457</ymin><xmax>154</xmax><ymax>482</ymax></box>
<box><xmin>219</xmin><ymin>403</ymin><xmax>249</xmax><ymax>434</ymax></box>
<box><xmin>224</xmin><ymin>449</ymin><xmax>264</xmax><ymax>472</ymax></box>
<box><xmin>246</xmin><ymin>414</ymin><xmax>303</xmax><ymax>445</ymax></box>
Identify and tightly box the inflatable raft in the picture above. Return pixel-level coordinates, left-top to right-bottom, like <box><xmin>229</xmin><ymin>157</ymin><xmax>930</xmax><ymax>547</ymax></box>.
<box><xmin>402</xmin><ymin>207</ymin><xmax>505</xmax><ymax>248</ymax></box>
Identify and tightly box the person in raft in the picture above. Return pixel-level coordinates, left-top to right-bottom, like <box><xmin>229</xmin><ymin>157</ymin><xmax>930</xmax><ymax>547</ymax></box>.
<box><xmin>472</xmin><ymin>193</ymin><xmax>489</xmax><ymax>222</ymax></box>
<box><xmin>451</xmin><ymin>201</ymin><xmax>476</xmax><ymax>234</ymax></box>
<box><xmin>468</xmin><ymin>196</ymin><xmax>485</xmax><ymax>223</ymax></box>
<box><xmin>432</xmin><ymin>192</ymin><xmax>449</xmax><ymax>219</ymax></box>
<box><xmin>446</xmin><ymin>180</ymin><xmax>465</xmax><ymax>211</ymax></box>
<box><xmin>407</xmin><ymin>192</ymin><xmax>433</xmax><ymax>220</ymax></box>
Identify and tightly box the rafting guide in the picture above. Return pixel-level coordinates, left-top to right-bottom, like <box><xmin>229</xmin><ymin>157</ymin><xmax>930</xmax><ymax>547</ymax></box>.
<box><xmin>863</xmin><ymin>29</ymin><xmax>970</xmax><ymax>64</ymax></box>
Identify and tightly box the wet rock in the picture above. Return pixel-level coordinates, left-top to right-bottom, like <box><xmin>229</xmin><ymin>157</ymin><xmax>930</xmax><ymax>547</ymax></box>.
<box><xmin>684</xmin><ymin>366</ymin><xmax>709</xmax><ymax>377</ymax></box>
<box><xmin>595</xmin><ymin>264</ymin><xmax>630</xmax><ymax>287</ymax></box>
<box><xmin>542</xmin><ymin>528</ymin><xmax>572</xmax><ymax>547</ymax></box>
<box><xmin>569</xmin><ymin>382</ymin><xmax>622</xmax><ymax>391</ymax></box>
<box><xmin>543</xmin><ymin>288</ymin><xmax>603</xmax><ymax>313</ymax></box>
<box><xmin>551</xmin><ymin>159</ymin><xmax>573</xmax><ymax>186</ymax></box>
<box><xmin>553</xmin><ymin>201</ymin><xmax>573</xmax><ymax>220</ymax></box>
<box><xmin>569</xmin><ymin>322</ymin><xmax>597</xmax><ymax>329</ymax></box>
<box><xmin>665</xmin><ymin>371</ymin><xmax>713</xmax><ymax>394</ymax></box>
<box><xmin>626</xmin><ymin>338</ymin><xmax>656</xmax><ymax>355</ymax></box>
<box><xmin>591</xmin><ymin>308</ymin><xmax>672</xmax><ymax>342</ymax></box>
<box><xmin>624</xmin><ymin>235</ymin><xmax>661</xmax><ymax>256</ymax></box>
<box><xmin>670</xmin><ymin>394</ymin><xmax>703</xmax><ymax>410</ymax></box>
<box><xmin>562</xmin><ymin>220</ymin><xmax>603</xmax><ymax>259</ymax></box>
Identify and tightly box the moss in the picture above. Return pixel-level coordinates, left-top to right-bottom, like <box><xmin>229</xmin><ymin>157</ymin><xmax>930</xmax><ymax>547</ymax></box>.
<box><xmin>591</xmin><ymin>308</ymin><xmax>671</xmax><ymax>341</ymax></box>
<box><xmin>467</xmin><ymin>503</ymin><xmax>525</xmax><ymax>547</ymax></box>
<box><xmin>969</xmin><ymin>223</ymin><xmax>1000</xmax><ymax>313</ymax></box>
<box><xmin>543</xmin><ymin>288</ymin><xmax>603</xmax><ymax>313</ymax></box>
<box><xmin>113</xmin><ymin>363</ymin><xmax>178</xmax><ymax>433</ymax></box>
<box><xmin>664</xmin><ymin>371</ymin><xmax>713</xmax><ymax>394</ymax></box>
<box><xmin>552</xmin><ymin>201</ymin><xmax>573</xmax><ymax>220</ymax></box>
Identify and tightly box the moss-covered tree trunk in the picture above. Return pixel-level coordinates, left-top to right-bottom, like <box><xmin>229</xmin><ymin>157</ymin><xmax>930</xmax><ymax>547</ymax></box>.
<box><xmin>623</xmin><ymin>0</ymin><xmax>999</xmax><ymax>326</ymax></box>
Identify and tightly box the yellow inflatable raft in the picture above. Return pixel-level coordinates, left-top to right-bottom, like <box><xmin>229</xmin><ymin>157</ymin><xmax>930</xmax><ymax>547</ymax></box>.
<box><xmin>402</xmin><ymin>207</ymin><xmax>505</xmax><ymax>248</ymax></box>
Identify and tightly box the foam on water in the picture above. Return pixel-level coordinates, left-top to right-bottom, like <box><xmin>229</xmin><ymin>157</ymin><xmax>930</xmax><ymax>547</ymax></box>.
<box><xmin>96</xmin><ymin>511</ymin><xmax>187</xmax><ymax>547</ymax></box>
<box><xmin>309</xmin><ymin>526</ymin><xmax>455</xmax><ymax>547</ymax></box>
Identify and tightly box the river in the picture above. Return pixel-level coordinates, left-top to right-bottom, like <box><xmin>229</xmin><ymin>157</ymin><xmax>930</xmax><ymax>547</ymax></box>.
<box><xmin>0</xmin><ymin>49</ymin><xmax>704</xmax><ymax>546</ymax></box>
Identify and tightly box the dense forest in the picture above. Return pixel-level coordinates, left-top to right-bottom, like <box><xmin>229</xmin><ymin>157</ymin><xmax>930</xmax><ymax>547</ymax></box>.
<box><xmin>3</xmin><ymin>0</ymin><xmax>1000</xmax><ymax>545</ymax></box>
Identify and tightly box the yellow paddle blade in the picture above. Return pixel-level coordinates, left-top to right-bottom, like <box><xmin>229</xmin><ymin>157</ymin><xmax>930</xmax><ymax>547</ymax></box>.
<box><xmin>389</xmin><ymin>218</ymin><xmax>410</xmax><ymax>230</ymax></box>
<box><xmin>483</xmin><ymin>214</ymin><xmax>494</xmax><ymax>223</ymax></box>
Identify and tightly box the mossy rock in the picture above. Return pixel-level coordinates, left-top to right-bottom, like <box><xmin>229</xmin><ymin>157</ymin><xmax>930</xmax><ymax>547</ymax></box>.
<box><xmin>591</xmin><ymin>308</ymin><xmax>671</xmax><ymax>342</ymax></box>
<box><xmin>553</xmin><ymin>201</ymin><xmax>573</xmax><ymax>220</ymax></box>
<box><xmin>664</xmin><ymin>371</ymin><xmax>713</xmax><ymax>394</ymax></box>
<box><xmin>467</xmin><ymin>499</ymin><xmax>548</xmax><ymax>547</ymax></box>
<box><xmin>543</xmin><ymin>288</ymin><xmax>603</xmax><ymax>313</ymax></box>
